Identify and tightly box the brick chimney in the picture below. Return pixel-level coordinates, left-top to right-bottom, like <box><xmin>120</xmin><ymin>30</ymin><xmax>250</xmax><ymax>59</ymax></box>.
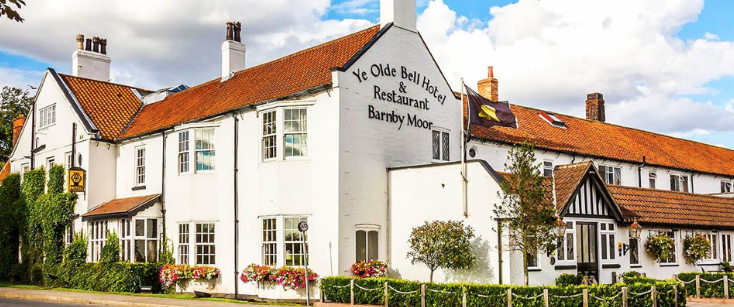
<box><xmin>12</xmin><ymin>114</ymin><xmax>25</xmax><ymax>146</ymax></box>
<box><xmin>380</xmin><ymin>0</ymin><xmax>417</xmax><ymax>32</ymax></box>
<box><xmin>221</xmin><ymin>21</ymin><xmax>246</xmax><ymax>82</ymax></box>
<box><xmin>72</xmin><ymin>33</ymin><xmax>111</xmax><ymax>82</ymax></box>
<box><xmin>477</xmin><ymin>66</ymin><xmax>499</xmax><ymax>101</ymax></box>
<box><xmin>585</xmin><ymin>93</ymin><xmax>605</xmax><ymax>122</ymax></box>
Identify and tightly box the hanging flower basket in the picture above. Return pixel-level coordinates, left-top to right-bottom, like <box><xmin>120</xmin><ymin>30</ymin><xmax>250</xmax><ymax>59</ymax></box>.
<box><xmin>683</xmin><ymin>234</ymin><xmax>711</xmax><ymax>265</ymax></box>
<box><xmin>239</xmin><ymin>263</ymin><xmax>318</xmax><ymax>291</ymax></box>
<box><xmin>645</xmin><ymin>233</ymin><xmax>676</xmax><ymax>262</ymax></box>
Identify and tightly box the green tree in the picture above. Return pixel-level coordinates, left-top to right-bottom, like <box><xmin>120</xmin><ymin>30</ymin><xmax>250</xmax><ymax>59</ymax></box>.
<box><xmin>0</xmin><ymin>173</ymin><xmax>24</xmax><ymax>281</ymax></box>
<box><xmin>0</xmin><ymin>86</ymin><xmax>33</xmax><ymax>161</ymax></box>
<box><xmin>494</xmin><ymin>141</ymin><xmax>556</xmax><ymax>285</ymax></box>
<box><xmin>100</xmin><ymin>231</ymin><xmax>120</xmax><ymax>263</ymax></box>
<box><xmin>64</xmin><ymin>233</ymin><xmax>88</xmax><ymax>265</ymax></box>
<box><xmin>406</xmin><ymin>220</ymin><xmax>476</xmax><ymax>282</ymax></box>
<box><xmin>0</xmin><ymin>0</ymin><xmax>26</xmax><ymax>22</ymax></box>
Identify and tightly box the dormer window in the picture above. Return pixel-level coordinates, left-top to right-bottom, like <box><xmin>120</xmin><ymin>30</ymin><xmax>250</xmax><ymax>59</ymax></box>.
<box><xmin>539</xmin><ymin>111</ymin><xmax>565</xmax><ymax>128</ymax></box>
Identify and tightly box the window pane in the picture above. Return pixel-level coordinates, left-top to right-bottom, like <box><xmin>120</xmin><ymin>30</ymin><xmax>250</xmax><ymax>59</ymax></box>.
<box><xmin>368</xmin><ymin>231</ymin><xmax>378</xmax><ymax>261</ymax></box>
<box><xmin>147</xmin><ymin>219</ymin><xmax>157</xmax><ymax>238</ymax></box>
<box><xmin>441</xmin><ymin>132</ymin><xmax>449</xmax><ymax>161</ymax></box>
<box><xmin>135</xmin><ymin>240</ymin><xmax>145</xmax><ymax>262</ymax></box>
<box><xmin>630</xmin><ymin>238</ymin><xmax>639</xmax><ymax>264</ymax></box>
<box><xmin>601</xmin><ymin>234</ymin><xmax>607</xmax><ymax>260</ymax></box>
<box><xmin>356</xmin><ymin>230</ymin><xmax>366</xmax><ymax>262</ymax></box>
<box><xmin>147</xmin><ymin>240</ymin><xmax>158</xmax><ymax>263</ymax></box>
<box><xmin>136</xmin><ymin>220</ymin><xmax>144</xmax><ymax>237</ymax></box>
<box><xmin>432</xmin><ymin>131</ymin><xmax>440</xmax><ymax>160</ymax></box>
<box><xmin>557</xmin><ymin>237</ymin><xmax>565</xmax><ymax>260</ymax></box>
<box><xmin>567</xmin><ymin>233</ymin><xmax>575</xmax><ymax>260</ymax></box>
<box><xmin>609</xmin><ymin>234</ymin><xmax>615</xmax><ymax>260</ymax></box>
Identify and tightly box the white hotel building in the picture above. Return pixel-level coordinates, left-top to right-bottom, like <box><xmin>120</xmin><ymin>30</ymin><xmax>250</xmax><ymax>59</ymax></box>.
<box><xmin>6</xmin><ymin>0</ymin><xmax>734</xmax><ymax>300</ymax></box>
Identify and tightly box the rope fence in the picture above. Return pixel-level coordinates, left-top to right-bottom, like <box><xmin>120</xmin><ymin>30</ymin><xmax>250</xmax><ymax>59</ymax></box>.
<box><xmin>323</xmin><ymin>281</ymin><xmax>671</xmax><ymax>307</ymax></box>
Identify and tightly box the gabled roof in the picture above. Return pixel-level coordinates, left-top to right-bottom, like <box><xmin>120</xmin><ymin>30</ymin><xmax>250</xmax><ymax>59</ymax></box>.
<box><xmin>82</xmin><ymin>194</ymin><xmax>160</xmax><ymax>220</ymax></box>
<box><xmin>551</xmin><ymin>161</ymin><xmax>624</xmax><ymax>221</ymax></box>
<box><xmin>468</xmin><ymin>104</ymin><xmax>734</xmax><ymax>177</ymax></box>
<box><xmin>609</xmin><ymin>185</ymin><xmax>734</xmax><ymax>229</ymax></box>
<box><xmin>57</xmin><ymin>73</ymin><xmax>148</xmax><ymax>141</ymax></box>
<box><xmin>119</xmin><ymin>25</ymin><xmax>382</xmax><ymax>140</ymax></box>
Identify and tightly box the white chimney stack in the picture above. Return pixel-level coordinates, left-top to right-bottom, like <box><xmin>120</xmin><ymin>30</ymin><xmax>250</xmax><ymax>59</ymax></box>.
<box><xmin>221</xmin><ymin>21</ymin><xmax>246</xmax><ymax>82</ymax></box>
<box><xmin>380</xmin><ymin>0</ymin><xmax>417</xmax><ymax>32</ymax></box>
<box><xmin>72</xmin><ymin>34</ymin><xmax>111</xmax><ymax>82</ymax></box>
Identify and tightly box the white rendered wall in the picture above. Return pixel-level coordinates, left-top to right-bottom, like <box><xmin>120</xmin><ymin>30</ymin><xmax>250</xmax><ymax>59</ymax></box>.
<box><xmin>337</xmin><ymin>25</ymin><xmax>462</xmax><ymax>277</ymax></box>
<box><xmin>388</xmin><ymin>162</ymin><xmax>502</xmax><ymax>283</ymax></box>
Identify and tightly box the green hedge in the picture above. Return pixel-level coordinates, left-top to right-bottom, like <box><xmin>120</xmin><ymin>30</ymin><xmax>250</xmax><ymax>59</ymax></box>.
<box><xmin>321</xmin><ymin>276</ymin><xmax>685</xmax><ymax>307</ymax></box>
<box><xmin>678</xmin><ymin>272</ymin><xmax>734</xmax><ymax>298</ymax></box>
<box><xmin>48</xmin><ymin>262</ymin><xmax>163</xmax><ymax>293</ymax></box>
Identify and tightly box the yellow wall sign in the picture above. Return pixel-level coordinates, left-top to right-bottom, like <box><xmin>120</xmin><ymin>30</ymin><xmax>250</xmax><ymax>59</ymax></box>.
<box><xmin>68</xmin><ymin>167</ymin><xmax>85</xmax><ymax>193</ymax></box>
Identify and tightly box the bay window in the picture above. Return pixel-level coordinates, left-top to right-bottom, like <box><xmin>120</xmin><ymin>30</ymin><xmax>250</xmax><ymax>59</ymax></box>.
<box><xmin>133</xmin><ymin>219</ymin><xmax>159</xmax><ymax>263</ymax></box>
<box><xmin>260</xmin><ymin>216</ymin><xmax>308</xmax><ymax>267</ymax></box>
<box><xmin>178</xmin><ymin>131</ymin><xmax>190</xmax><ymax>173</ymax></box>
<box><xmin>261</xmin><ymin>107</ymin><xmax>309</xmax><ymax>161</ymax></box>
<box><xmin>195</xmin><ymin>223</ymin><xmax>216</xmax><ymax>265</ymax></box>
<box><xmin>195</xmin><ymin>129</ymin><xmax>216</xmax><ymax>171</ymax></box>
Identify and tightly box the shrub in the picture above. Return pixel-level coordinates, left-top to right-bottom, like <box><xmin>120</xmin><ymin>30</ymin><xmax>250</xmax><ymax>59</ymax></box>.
<box><xmin>683</xmin><ymin>235</ymin><xmax>711</xmax><ymax>264</ymax></box>
<box><xmin>555</xmin><ymin>273</ymin><xmax>583</xmax><ymax>286</ymax></box>
<box><xmin>64</xmin><ymin>233</ymin><xmax>87</xmax><ymax>265</ymax></box>
<box><xmin>50</xmin><ymin>262</ymin><xmax>163</xmax><ymax>293</ymax></box>
<box><xmin>678</xmin><ymin>272</ymin><xmax>734</xmax><ymax>298</ymax></box>
<box><xmin>351</xmin><ymin>260</ymin><xmax>388</xmax><ymax>278</ymax></box>
<box><xmin>623</xmin><ymin>271</ymin><xmax>641</xmax><ymax>278</ymax></box>
<box><xmin>320</xmin><ymin>276</ymin><xmax>685</xmax><ymax>307</ymax></box>
<box><xmin>99</xmin><ymin>231</ymin><xmax>120</xmax><ymax>263</ymax></box>
<box><xmin>646</xmin><ymin>233</ymin><xmax>676</xmax><ymax>262</ymax></box>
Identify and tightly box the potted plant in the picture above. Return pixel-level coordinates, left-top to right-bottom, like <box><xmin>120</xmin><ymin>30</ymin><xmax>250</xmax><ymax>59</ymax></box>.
<box><xmin>645</xmin><ymin>233</ymin><xmax>676</xmax><ymax>262</ymax></box>
<box><xmin>351</xmin><ymin>260</ymin><xmax>389</xmax><ymax>278</ymax></box>
<box><xmin>683</xmin><ymin>234</ymin><xmax>711</xmax><ymax>265</ymax></box>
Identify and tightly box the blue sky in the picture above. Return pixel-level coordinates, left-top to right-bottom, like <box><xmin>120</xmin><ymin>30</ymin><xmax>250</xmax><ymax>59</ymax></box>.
<box><xmin>3</xmin><ymin>0</ymin><xmax>734</xmax><ymax>148</ymax></box>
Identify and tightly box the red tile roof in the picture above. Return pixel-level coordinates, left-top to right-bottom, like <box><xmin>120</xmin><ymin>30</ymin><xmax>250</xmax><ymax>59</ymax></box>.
<box><xmin>468</xmin><ymin>104</ymin><xmax>734</xmax><ymax>177</ymax></box>
<box><xmin>119</xmin><ymin>25</ymin><xmax>381</xmax><ymax>140</ymax></box>
<box><xmin>608</xmin><ymin>185</ymin><xmax>734</xmax><ymax>229</ymax></box>
<box><xmin>0</xmin><ymin>161</ymin><xmax>10</xmax><ymax>184</ymax></box>
<box><xmin>59</xmin><ymin>74</ymin><xmax>146</xmax><ymax>141</ymax></box>
<box><xmin>552</xmin><ymin>161</ymin><xmax>594</xmax><ymax>212</ymax></box>
<box><xmin>82</xmin><ymin>194</ymin><xmax>160</xmax><ymax>219</ymax></box>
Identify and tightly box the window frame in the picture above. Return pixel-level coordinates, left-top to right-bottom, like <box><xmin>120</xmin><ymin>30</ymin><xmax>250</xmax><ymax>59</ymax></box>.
<box><xmin>543</xmin><ymin>161</ymin><xmax>553</xmax><ymax>177</ymax></box>
<box><xmin>722</xmin><ymin>234</ymin><xmax>733</xmax><ymax>263</ymax></box>
<box><xmin>722</xmin><ymin>181</ymin><xmax>733</xmax><ymax>193</ymax></box>
<box><xmin>119</xmin><ymin>218</ymin><xmax>132</xmax><ymax>262</ymax></box>
<box><xmin>178</xmin><ymin>223</ymin><xmax>190</xmax><ymax>264</ymax></box>
<box><xmin>46</xmin><ymin>157</ymin><xmax>55</xmax><ymax>171</ymax></box>
<box><xmin>194</xmin><ymin>129</ymin><xmax>216</xmax><ymax>172</ymax></box>
<box><xmin>283</xmin><ymin>108</ymin><xmax>308</xmax><ymax>158</ymax></box>
<box><xmin>132</xmin><ymin>218</ymin><xmax>159</xmax><ymax>263</ymax></box>
<box><xmin>431</xmin><ymin>128</ymin><xmax>450</xmax><ymax>162</ymax></box>
<box><xmin>262</xmin><ymin>218</ymin><xmax>277</xmax><ymax>266</ymax></box>
<box><xmin>356</xmin><ymin>225</ymin><xmax>380</xmax><ymax>263</ymax></box>
<box><xmin>39</xmin><ymin>104</ymin><xmax>56</xmax><ymax>129</ymax></box>
<box><xmin>702</xmin><ymin>233</ymin><xmax>718</xmax><ymax>262</ymax></box>
<box><xmin>598</xmin><ymin>165</ymin><xmax>621</xmax><ymax>185</ymax></box>
<box><xmin>259</xmin><ymin>216</ymin><xmax>309</xmax><ymax>267</ymax></box>
<box><xmin>659</xmin><ymin>230</ymin><xmax>678</xmax><ymax>265</ymax></box>
<box><xmin>670</xmin><ymin>174</ymin><xmax>689</xmax><ymax>192</ymax></box>
<box><xmin>135</xmin><ymin>147</ymin><xmax>146</xmax><ymax>186</ymax></box>
<box><xmin>629</xmin><ymin>237</ymin><xmax>641</xmax><ymax>266</ymax></box>
<box><xmin>599</xmin><ymin>222</ymin><xmax>617</xmax><ymax>263</ymax></box>
<box><xmin>178</xmin><ymin>131</ymin><xmax>190</xmax><ymax>174</ymax></box>
<box><xmin>262</xmin><ymin>110</ymin><xmax>278</xmax><ymax>161</ymax></box>
<box><xmin>556</xmin><ymin>221</ymin><xmax>575</xmax><ymax>263</ymax></box>
<box><xmin>195</xmin><ymin>223</ymin><xmax>216</xmax><ymax>265</ymax></box>
<box><xmin>649</xmin><ymin>172</ymin><xmax>657</xmax><ymax>189</ymax></box>
<box><xmin>260</xmin><ymin>107</ymin><xmax>311</xmax><ymax>162</ymax></box>
<box><xmin>88</xmin><ymin>220</ymin><xmax>109</xmax><ymax>262</ymax></box>
<box><xmin>284</xmin><ymin>217</ymin><xmax>308</xmax><ymax>266</ymax></box>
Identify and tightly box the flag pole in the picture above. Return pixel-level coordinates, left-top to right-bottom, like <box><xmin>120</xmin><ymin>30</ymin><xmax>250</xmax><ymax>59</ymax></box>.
<box><xmin>460</xmin><ymin>78</ymin><xmax>468</xmax><ymax>218</ymax></box>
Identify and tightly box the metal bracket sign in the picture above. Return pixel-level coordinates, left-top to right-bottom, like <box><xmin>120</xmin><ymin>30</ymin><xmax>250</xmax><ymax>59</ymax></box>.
<box><xmin>68</xmin><ymin>167</ymin><xmax>85</xmax><ymax>193</ymax></box>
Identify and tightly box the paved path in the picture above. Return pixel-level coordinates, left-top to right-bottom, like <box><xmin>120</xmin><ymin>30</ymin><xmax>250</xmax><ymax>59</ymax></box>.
<box><xmin>0</xmin><ymin>287</ymin><xmax>296</xmax><ymax>307</ymax></box>
<box><xmin>688</xmin><ymin>302</ymin><xmax>734</xmax><ymax>306</ymax></box>
<box><xmin>0</xmin><ymin>297</ymin><xmax>103</xmax><ymax>306</ymax></box>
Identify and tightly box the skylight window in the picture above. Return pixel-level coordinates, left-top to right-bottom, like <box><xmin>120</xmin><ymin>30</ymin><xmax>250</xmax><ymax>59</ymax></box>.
<box><xmin>539</xmin><ymin>111</ymin><xmax>566</xmax><ymax>128</ymax></box>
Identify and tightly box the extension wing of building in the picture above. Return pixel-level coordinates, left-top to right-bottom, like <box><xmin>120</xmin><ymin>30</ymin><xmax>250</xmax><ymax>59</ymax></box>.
<box><xmin>6</xmin><ymin>0</ymin><xmax>734</xmax><ymax>298</ymax></box>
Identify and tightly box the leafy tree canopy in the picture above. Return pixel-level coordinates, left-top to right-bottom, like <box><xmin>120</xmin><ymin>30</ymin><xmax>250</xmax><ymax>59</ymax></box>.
<box><xmin>0</xmin><ymin>0</ymin><xmax>26</xmax><ymax>22</ymax></box>
<box><xmin>406</xmin><ymin>220</ymin><xmax>476</xmax><ymax>282</ymax></box>
<box><xmin>0</xmin><ymin>86</ymin><xmax>33</xmax><ymax>161</ymax></box>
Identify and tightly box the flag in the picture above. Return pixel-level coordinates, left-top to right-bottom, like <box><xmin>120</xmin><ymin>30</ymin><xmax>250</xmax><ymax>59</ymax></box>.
<box><xmin>464</xmin><ymin>84</ymin><xmax>517</xmax><ymax>129</ymax></box>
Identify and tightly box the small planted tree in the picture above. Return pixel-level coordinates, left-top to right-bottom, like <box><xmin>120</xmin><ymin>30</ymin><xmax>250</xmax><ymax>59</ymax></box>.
<box><xmin>64</xmin><ymin>234</ymin><xmax>88</xmax><ymax>265</ymax></box>
<box><xmin>406</xmin><ymin>220</ymin><xmax>476</xmax><ymax>282</ymax></box>
<box><xmin>99</xmin><ymin>231</ymin><xmax>120</xmax><ymax>263</ymax></box>
<box><xmin>494</xmin><ymin>141</ymin><xmax>556</xmax><ymax>285</ymax></box>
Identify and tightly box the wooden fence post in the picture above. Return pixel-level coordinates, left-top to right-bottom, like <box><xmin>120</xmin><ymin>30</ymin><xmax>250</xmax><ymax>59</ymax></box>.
<box><xmin>421</xmin><ymin>284</ymin><xmax>425</xmax><ymax>307</ymax></box>
<box><xmin>350</xmin><ymin>279</ymin><xmax>354</xmax><ymax>306</ymax></box>
<box><xmin>384</xmin><ymin>281</ymin><xmax>388</xmax><ymax>307</ymax></box>
<box><xmin>582</xmin><ymin>289</ymin><xmax>588</xmax><ymax>307</ymax></box>
<box><xmin>462</xmin><ymin>292</ymin><xmax>467</xmax><ymax>307</ymax></box>
<box><xmin>651</xmin><ymin>286</ymin><xmax>657</xmax><ymax>307</ymax></box>
<box><xmin>507</xmin><ymin>289</ymin><xmax>512</xmax><ymax>307</ymax></box>
<box><xmin>543</xmin><ymin>289</ymin><xmax>549</xmax><ymax>307</ymax></box>
<box><xmin>622</xmin><ymin>287</ymin><xmax>628</xmax><ymax>307</ymax></box>
<box><xmin>673</xmin><ymin>274</ymin><xmax>677</xmax><ymax>281</ymax></box>
<box><xmin>725</xmin><ymin>275</ymin><xmax>730</xmax><ymax>299</ymax></box>
<box><xmin>673</xmin><ymin>285</ymin><xmax>678</xmax><ymax>307</ymax></box>
<box><xmin>696</xmin><ymin>275</ymin><xmax>701</xmax><ymax>298</ymax></box>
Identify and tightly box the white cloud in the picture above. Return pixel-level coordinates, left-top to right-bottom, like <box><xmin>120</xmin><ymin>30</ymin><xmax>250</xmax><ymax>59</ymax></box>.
<box><xmin>0</xmin><ymin>0</ymin><xmax>372</xmax><ymax>89</ymax></box>
<box><xmin>0</xmin><ymin>67</ymin><xmax>44</xmax><ymax>92</ymax></box>
<box><xmin>329</xmin><ymin>0</ymin><xmax>379</xmax><ymax>15</ymax></box>
<box><xmin>417</xmin><ymin>0</ymin><xmax>734</xmax><ymax>136</ymax></box>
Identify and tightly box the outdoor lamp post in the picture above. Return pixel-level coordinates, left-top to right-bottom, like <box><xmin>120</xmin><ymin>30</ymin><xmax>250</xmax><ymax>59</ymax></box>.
<box><xmin>622</xmin><ymin>219</ymin><xmax>643</xmax><ymax>255</ymax></box>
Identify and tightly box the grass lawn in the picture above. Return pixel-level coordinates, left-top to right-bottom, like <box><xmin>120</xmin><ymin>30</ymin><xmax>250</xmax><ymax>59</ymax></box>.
<box><xmin>0</xmin><ymin>283</ymin><xmax>300</xmax><ymax>305</ymax></box>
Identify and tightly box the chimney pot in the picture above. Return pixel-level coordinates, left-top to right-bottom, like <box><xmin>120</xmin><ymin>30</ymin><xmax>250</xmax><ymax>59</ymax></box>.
<box><xmin>226</xmin><ymin>21</ymin><xmax>234</xmax><ymax>41</ymax></box>
<box><xmin>92</xmin><ymin>37</ymin><xmax>100</xmax><ymax>53</ymax></box>
<box><xmin>488</xmin><ymin>66</ymin><xmax>494</xmax><ymax>78</ymax></box>
<box><xmin>85</xmin><ymin>38</ymin><xmax>92</xmax><ymax>51</ymax></box>
<box><xmin>76</xmin><ymin>34</ymin><xmax>84</xmax><ymax>50</ymax></box>
<box><xmin>234</xmin><ymin>22</ymin><xmax>242</xmax><ymax>43</ymax></box>
<box><xmin>100</xmin><ymin>38</ymin><xmax>107</xmax><ymax>55</ymax></box>
<box><xmin>585</xmin><ymin>92</ymin><xmax>605</xmax><ymax>122</ymax></box>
